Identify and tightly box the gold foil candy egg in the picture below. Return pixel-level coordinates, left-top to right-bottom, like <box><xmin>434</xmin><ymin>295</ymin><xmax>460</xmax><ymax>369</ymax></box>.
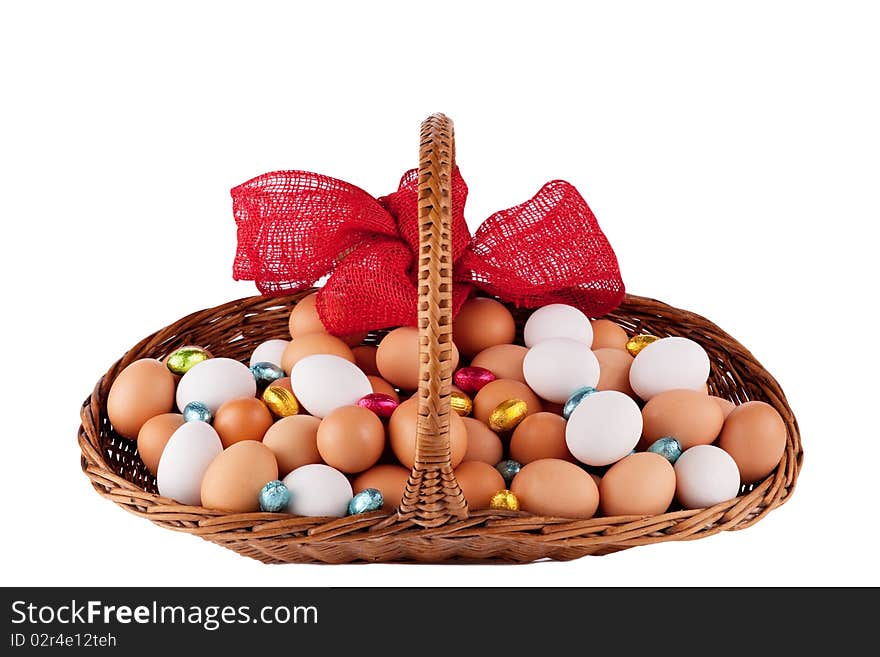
<box><xmin>488</xmin><ymin>398</ymin><xmax>528</xmax><ymax>432</ymax></box>
<box><xmin>625</xmin><ymin>334</ymin><xmax>660</xmax><ymax>357</ymax></box>
<box><xmin>489</xmin><ymin>489</ymin><xmax>520</xmax><ymax>511</ymax></box>
<box><xmin>261</xmin><ymin>385</ymin><xmax>299</xmax><ymax>418</ymax></box>
<box><xmin>165</xmin><ymin>346</ymin><xmax>211</xmax><ymax>375</ymax></box>
<box><xmin>450</xmin><ymin>390</ymin><xmax>473</xmax><ymax>417</ymax></box>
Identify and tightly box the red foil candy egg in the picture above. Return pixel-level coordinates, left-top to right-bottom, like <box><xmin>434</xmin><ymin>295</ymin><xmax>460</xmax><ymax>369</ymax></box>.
<box><xmin>357</xmin><ymin>393</ymin><xmax>399</xmax><ymax>419</ymax></box>
<box><xmin>454</xmin><ymin>366</ymin><xmax>498</xmax><ymax>394</ymax></box>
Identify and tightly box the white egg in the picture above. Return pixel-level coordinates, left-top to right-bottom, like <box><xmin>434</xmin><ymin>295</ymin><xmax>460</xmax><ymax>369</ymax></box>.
<box><xmin>523</xmin><ymin>303</ymin><xmax>593</xmax><ymax>347</ymax></box>
<box><xmin>283</xmin><ymin>463</ymin><xmax>353</xmax><ymax>517</ymax></box>
<box><xmin>156</xmin><ymin>421</ymin><xmax>222</xmax><ymax>506</ymax></box>
<box><xmin>522</xmin><ymin>338</ymin><xmax>600</xmax><ymax>403</ymax></box>
<box><xmin>629</xmin><ymin>336</ymin><xmax>710</xmax><ymax>401</ymax></box>
<box><xmin>565</xmin><ymin>390</ymin><xmax>642</xmax><ymax>466</ymax></box>
<box><xmin>290</xmin><ymin>354</ymin><xmax>371</xmax><ymax>418</ymax></box>
<box><xmin>249</xmin><ymin>339</ymin><xmax>290</xmax><ymax>368</ymax></box>
<box><xmin>674</xmin><ymin>444</ymin><xmax>741</xmax><ymax>509</ymax></box>
<box><xmin>176</xmin><ymin>357</ymin><xmax>256</xmax><ymax>412</ymax></box>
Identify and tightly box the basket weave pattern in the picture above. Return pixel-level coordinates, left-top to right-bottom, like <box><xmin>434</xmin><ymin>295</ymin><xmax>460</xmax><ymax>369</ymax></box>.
<box><xmin>78</xmin><ymin>115</ymin><xmax>801</xmax><ymax>564</ymax></box>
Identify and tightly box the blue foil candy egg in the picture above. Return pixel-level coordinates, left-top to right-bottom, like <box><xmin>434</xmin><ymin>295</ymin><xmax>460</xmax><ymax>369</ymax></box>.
<box><xmin>495</xmin><ymin>459</ymin><xmax>522</xmax><ymax>486</ymax></box>
<box><xmin>647</xmin><ymin>436</ymin><xmax>683</xmax><ymax>464</ymax></box>
<box><xmin>348</xmin><ymin>488</ymin><xmax>383</xmax><ymax>515</ymax></box>
<box><xmin>562</xmin><ymin>386</ymin><xmax>597</xmax><ymax>420</ymax></box>
<box><xmin>259</xmin><ymin>480</ymin><xmax>291</xmax><ymax>512</ymax></box>
<box><xmin>251</xmin><ymin>361</ymin><xmax>285</xmax><ymax>389</ymax></box>
<box><xmin>183</xmin><ymin>401</ymin><xmax>213</xmax><ymax>423</ymax></box>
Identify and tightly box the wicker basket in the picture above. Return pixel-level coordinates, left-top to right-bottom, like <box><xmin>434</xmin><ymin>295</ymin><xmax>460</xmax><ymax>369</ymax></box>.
<box><xmin>78</xmin><ymin>114</ymin><xmax>802</xmax><ymax>564</ymax></box>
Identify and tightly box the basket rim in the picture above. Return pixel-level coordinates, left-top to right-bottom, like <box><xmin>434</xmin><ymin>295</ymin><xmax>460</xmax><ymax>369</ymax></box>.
<box><xmin>78</xmin><ymin>290</ymin><xmax>802</xmax><ymax>564</ymax></box>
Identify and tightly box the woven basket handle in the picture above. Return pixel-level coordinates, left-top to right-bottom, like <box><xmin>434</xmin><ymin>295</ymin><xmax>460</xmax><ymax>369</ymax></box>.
<box><xmin>397</xmin><ymin>114</ymin><xmax>469</xmax><ymax>528</ymax></box>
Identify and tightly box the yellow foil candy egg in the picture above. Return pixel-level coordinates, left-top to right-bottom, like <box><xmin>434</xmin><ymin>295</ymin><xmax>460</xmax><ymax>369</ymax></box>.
<box><xmin>625</xmin><ymin>334</ymin><xmax>660</xmax><ymax>357</ymax></box>
<box><xmin>488</xmin><ymin>398</ymin><xmax>528</xmax><ymax>432</ymax></box>
<box><xmin>489</xmin><ymin>489</ymin><xmax>520</xmax><ymax>511</ymax></box>
<box><xmin>262</xmin><ymin>385</ymin><xmax>300</xmax><ymax>418</ymax></box>
<box><xmin>450</xmin><ymin>390</ymin><xmax>473</xmax><ymax>417</ymax></box>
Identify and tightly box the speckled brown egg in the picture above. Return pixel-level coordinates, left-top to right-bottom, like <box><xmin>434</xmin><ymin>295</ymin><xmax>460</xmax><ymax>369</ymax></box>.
<box><xmin>388</xmin><ymin>397</ymin><xmax>468</xmax><ymax>468</ymax></box>
<box><xmin>280</xmin><ymin>333</ymin><xmax>356</xmax><ymax>375</ymax></box>
<box><xmin>213</xmin><ymin>397</ymin><xmax>274</xmax><ymax>448</ymax></box>
<box><xmin>717</xmin><ymin>401</ymin><xmax>787</xmax><ymax>484</ymax></box>
<box><xmin>710</xmin><ymin>395</ymin><xmax>737</xmax><ymax>419</ymax></box>
<box><xmin>471</xmin><ymin>344</ymin><xmax>528</xmax><ymax>383</ymax></box>
<box><xmin>452</xmin><ymin>297</ymin><xmax>516</xmax><ymax>357</ymax></box>
<box><xmin>460</xmin><ymin>417</ymin><xmax>503</xmax><ymax>464</ymax></box>
<box><xmin>376</xmin><ymin>326</ymin><xmax>460</xmax><ymax>391</ymax></box>
<box><xmin>510</xmin><ymin>458</ymin><xmax>599</xmax><ymax>519</ymax></box>
<box><xmin>454</xmin><ymin>461</ymin><xmax>506</xmax><ymax>510</ymax></box>
<box><xmin>367</xmin><ymin>375</ymin><xmax>399</xmax><ymax>402</ymax></box>
<box><xmin>594</xmin><ymin>348</ymin><xmax>635</xmax><ymax>397</ymax></box>
<box><xmin>107</xmin><ymin>358</ymin><xmax>177</xmax><ymax>439</ymax></box>
<box><xmin>200</xmin><ymin>440</ymin><xmax>278</xmax><ymax>512</ymax></box>
<box><xmin>509</xmin><ymin>412</ymin><xmax>574</xmax><ymax>463</ymax></box>
<box><xmin>473</xmin><ymin>379</ymin><xmax>543</xmax><ymax>425</ymax></box>
<box><xmin>353</xmin><ymin>346</ymin><xmax>380</xmax><ymax>376</ymax></box>
<box><xmin>600</xmin><ymin>452</ymin><xmax>676</xmax><ymax>516</ymax></box>
<box><xmin>640</xmin><ymin>388</ymin><xmax>724</xmax><ymax>450</ymax></box>
<box><xmin>317</xmin><ymin>405</ymin><xmax>385</xmax><ymax>473</ymax></box>
<box><xmin>590</xmin><ymin>319</ymin><xmax>629</xmax><ymax>350</ymax></box>
<box><xmin>352</xmin><ymin>464</ymin><xmax>410</xmax><ymax>510</ymax></box>
<box><xmin>262</xmin><ymin>415</ymin><xmax>322</xmax><ymax>477</ymax></box>
<box><xmin>137</xmin><ymin>413</ymin><xmax>184</xmax><ymax>475</ymax></box>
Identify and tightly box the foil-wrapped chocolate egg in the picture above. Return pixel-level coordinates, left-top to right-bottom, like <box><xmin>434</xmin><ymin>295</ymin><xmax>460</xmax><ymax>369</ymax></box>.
<box><xmin>450</xmin><ymin>390</ymin><xmax>473</xmax><ymax>416</ymax></box>
<box><xmin>454</xmin><ymin>366</ymin><xmax>497</xmax><ymax>394</ymax></box>
<box><xmin>489</xmin><ymin>489</ymin><xmax>520</xmax><ymax>511</ymax></box>
<box><xmin>488</xmin><ymin>398</ymin><xmax>528</xmax><ymax>432</ymax></box>
<box><xmin>262</xmin><ymin>384</ymin><xmax>300</xmax><ymax>418</ymax></box>
<box><xmin>251</xmin><ymin>361</ymin><xmax>285</xmax><ymax>389</ymax></box>
<box><xmin>165</xmin><ymin>346</ymin><xmax>212</xmax><ymax>375</ymax></box>
<box><xmin>625</xmin><ymin>334</ymin><xmax>660</xmax><ymax>357</ymax></box>
<box><xmin>357</xmin><ymin>392</ymin><xmax>399</xmax><ymax>419</ymax></box>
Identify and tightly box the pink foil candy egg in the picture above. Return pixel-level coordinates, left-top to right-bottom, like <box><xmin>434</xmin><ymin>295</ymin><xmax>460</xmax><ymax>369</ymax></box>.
<box><xmin>357</xmin><ymin>393</ymin><xmax>399</xmax><ymax>419</ymax></box>
<box><xmin>454</xmin><ymin>366</ymin><xmax>498</xmax><ymax>394</ymax></box>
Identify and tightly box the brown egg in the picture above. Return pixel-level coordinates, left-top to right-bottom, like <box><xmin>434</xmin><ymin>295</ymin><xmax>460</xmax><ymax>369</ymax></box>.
<box><xmin>213</xmin><ymin>397</ymin><xmax>274</xmax><ymax>448</ymax></box>
<box><xmin>471</xmin><ymin>344</ymin><xmax>528</xmax><ymax>383</ymax></box>
<box><xmin>510</xmin><ymin>412</ymin><xmax>574</xmax><ymax>463</ymax></box>
<box><xmin>454</xmin><ymin>461</ymin><xmax>506</xmax><ymax>510</ymax></box>
<box><xmin>200</xmin><ymin>441</ymin><xmax>278</xmax><ymax>512</ymax></box>
<box><xmin>590</xmin><ymin>319</ymin><xmax>629</xmax><ymax>350</ymax></box>
<box><xmin>352</xmin><ymin>464</ymin><xmax>410</xmax><ymax>510</ymax></box>
<box><xmin>288</xmin><ymin>293</ymin><xmax>326</xmax><ymax>338</ymax></box>
<box><xmin>262</xmin><ymin>415</ymin><xmax>322</xmax><ymax>477</ymax></box>
<box><xmin>137</xmin><ymin>413</ymin><xmax>184</xmax><ymax>475</ymax></box>
<box><xmin>376</xmin><ymin>326</ymin><xmax>460</xmax><ymax>391</ymax></box>
<box><xmin>460</xmin><ymin>418</ymin><xmax>503</xmax><ymax>464</ymax></box>
<box><xmin>388</xmin><ymin>398</ymin><xmax>468</xmax><ymax>468</ymax></box>
<box><xmin>280</xmin><ymin>332</ymin><xmax>356</xmax><ymax>374</ymax></box>
<box><xmin>272</xmin><ymin>377</ymin><xmax>292</xmax><ymax>392</ymax></box>
<box><xmin>107</xmin><ymin>358</ymin><xmax>177</xmax><ymax>439</ymax></box>
<box><xmin>316</xmin><ymin>406</ymin><xmax>385</xmax><ymax>473</ymax></box>
<box><xmin>594</xmin><ymin>348</ymin><xmax>635</xmax><ymax>397</ymax></box>
<box><xmin>640</xmin><ymin>388</ymin><xmax>724</xmax><ymax>450</ymax></box>
<box><xmin>600</xmin><ymin>452</ymin><xmax>676</xmax><ymax>516</ymax></box>
<box><xmin>452</xmin><ymin>297</ymin><xmax>516</xmax><ymax>357</ymax></box>
<box><xmin>367</xmin><ymin>375</ymin><xmax>399</xmax><ymax>402</ymax></box>
<box><xmin>510</xmin><ymin>458</ymin><xmax>599</xmax><ymax>519</ymax></box>
<box><xmin>473</xmin><ymin>379</ymin><xmax>543</xmax><ymax>425</ymax></box>
<box><xmin>717</xmin><ymin>401</ymin><xmax>787</xmax><ymax>484</ymax></box>
<box><xmin>353</xmin><ymin>345</ymin><xmax>380</xmax><ymax>376</ymax></box>
<box><xmin>710</xmin><ymin>395</ymin><xmax>736</xmax><ymax>419</ymax></box>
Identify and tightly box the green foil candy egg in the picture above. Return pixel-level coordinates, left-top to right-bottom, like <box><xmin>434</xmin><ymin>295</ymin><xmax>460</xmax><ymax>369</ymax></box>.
<box><xmin>166</xmin><ymin>346</ymin><xmax>211</xmax><ymax>375</ymax></box>
<box><xmin>646</xmin><ymin>436</ymin><xmax>683</xmax><ymax>464</ymax></box>
<box><xmin>562</xmin><ymin>386</ymin><xmax>597</xmax><ymax>420</ymax></box>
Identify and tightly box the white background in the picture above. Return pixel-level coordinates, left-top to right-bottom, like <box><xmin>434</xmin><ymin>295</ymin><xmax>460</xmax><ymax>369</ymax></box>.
<box><xmin>1</xmin><ymin>1</ymin><xmax>878</xmax><ymax>586</ymax></box>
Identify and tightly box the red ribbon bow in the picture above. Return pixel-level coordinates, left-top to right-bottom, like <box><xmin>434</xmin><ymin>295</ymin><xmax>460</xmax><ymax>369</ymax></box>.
<box><xmin>232</xmin><ymin>167</ymin><xmax>625</xmax><ymax>336</ymax></box>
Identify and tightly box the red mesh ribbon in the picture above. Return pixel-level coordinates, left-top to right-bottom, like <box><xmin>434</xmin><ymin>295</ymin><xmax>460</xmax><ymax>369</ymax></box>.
<box><xmin>232</xmin><ymin>167</ymin><xmax>625</xmax><ymax>335</ymax></box>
